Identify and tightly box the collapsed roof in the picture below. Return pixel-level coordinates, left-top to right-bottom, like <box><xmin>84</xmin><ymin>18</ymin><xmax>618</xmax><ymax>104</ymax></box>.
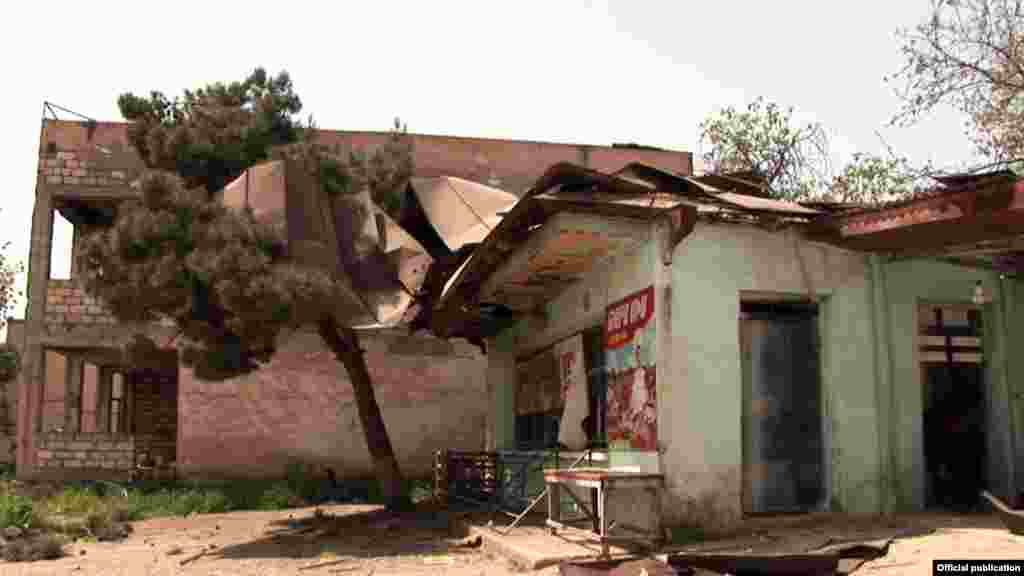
<box><xmin>221</xmin><ymin>158</ymin><xmax>1024</xmax><ymax>347</ymax></box>
<box><xmin>409</xmin><ymin>161</ymin><xmax>831</xmax><ymax>344</ymax></box>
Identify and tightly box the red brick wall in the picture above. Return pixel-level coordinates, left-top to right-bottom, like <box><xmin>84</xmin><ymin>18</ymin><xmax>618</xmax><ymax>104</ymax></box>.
<box><xmin>176</xmin><ymin>330</ymin><xmax>489</xmax><ymax>479</ymax></box>
<box><xmin>39</xmin><ymin>120</ymin><xmax>693</xmax><ymax>197</ymax></box>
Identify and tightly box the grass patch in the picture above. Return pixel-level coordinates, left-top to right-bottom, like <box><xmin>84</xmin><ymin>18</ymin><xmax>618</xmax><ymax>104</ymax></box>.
<box><xmin>2</xmin><ymin>466</ymin><xmax>434</xmax><ymax>545</ymax></box>
<box><xmin>665</xmin><ymin>524</ymin><xmax>708</xmax><ymax>547</ymax></box>
<box><xmin>0</xmin><ymin>489</ymin><xmax>35</xmax><ymax>531</ymax></box>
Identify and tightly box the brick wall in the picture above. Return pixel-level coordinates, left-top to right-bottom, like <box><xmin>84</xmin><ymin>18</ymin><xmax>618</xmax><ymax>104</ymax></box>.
<box><xmin>131</xmin><ymin>369</ymin><xmax>177</xmax><ymax>466</ymax></box>
<box><xmin>177</xmin><ymin>329</ymin><xmax>490</xmax><ymax>479</ymax></box>
<box><xmin>38</xmin><ymin>120</ymin><xmax>693</xmax><ymax>200</ymax></box>
<box><xmin>37</xmin><ymin>122</ymin><xmax>141</xmax><ymax>189</ymax></box>
<box><xmin>36</xmin><ymin>433</ymin><xmax>134</xmax><ymax>471</ymax></box>
<box><xmin>37</xmin><ymin>151</ymin><xmax>130</xmax><ymax>187</ymax></box>
<box><xmin>45</xmin><ymin>280</ymin><xmax>117</xmax><ymax>327</ymax></box>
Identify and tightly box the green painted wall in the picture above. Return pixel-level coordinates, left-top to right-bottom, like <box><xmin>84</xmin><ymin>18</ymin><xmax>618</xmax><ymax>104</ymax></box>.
<box><xmin>881</xmin><ymin>259</ymin><xmax>1016</xmax><ymax>510</ymax></box>
<box><xmin>819</xmin><ymin>274</ymin><xmax>881</xmax><ymax>514</ymax></box>
<box><xmin>485</xmin><ymin>218</ymin><xmax>1024</xmax><ymax>520</ymax></box>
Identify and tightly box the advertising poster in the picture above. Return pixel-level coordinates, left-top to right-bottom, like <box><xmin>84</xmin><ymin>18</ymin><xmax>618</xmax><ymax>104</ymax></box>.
<box><xmin>604</xmin><ymin>286</ymin><xmax>657</xmax><ymax>451</ymax></box>
<box><xmin>555</xmin><ymin>334</ymin><xmax>588</xmax><ymax>451</ymax></box>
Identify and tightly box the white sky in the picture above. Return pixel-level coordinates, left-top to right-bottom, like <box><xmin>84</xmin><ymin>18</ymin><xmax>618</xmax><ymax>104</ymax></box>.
<box><xmin>0</xmin><ymin>0</ymin><xmax>985</xmax><ymax>326</ymax></box>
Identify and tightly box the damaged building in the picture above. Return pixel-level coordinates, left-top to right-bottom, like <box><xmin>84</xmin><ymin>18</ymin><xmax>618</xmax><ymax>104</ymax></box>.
<box><xmin>4</xmin><ymin>118</ymin><xmax>694</xmax><ymax>481</ymax></box>
<box><xmin>422</xmin><ymin>162</ymin><xmax>1024</xmax><ymax>546</ymax></box>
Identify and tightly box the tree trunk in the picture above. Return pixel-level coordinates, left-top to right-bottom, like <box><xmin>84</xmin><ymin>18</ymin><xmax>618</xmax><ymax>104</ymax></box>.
<box><xmin>318</xmin><ymin>315</ymin><xmax>409</xmax><ymax>510</ymax></box>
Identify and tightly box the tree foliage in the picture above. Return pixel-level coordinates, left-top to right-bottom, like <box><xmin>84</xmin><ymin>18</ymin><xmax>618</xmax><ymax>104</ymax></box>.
<box><xmin>699</xmin><ymin>97</ymin><xmax>832</xmax><ymax>199</ymax></box>
<box><xmin>891</xmin><ymin>0</ymin><xmax>1024</xmax><ymax>162</ymax></box>
<box><xmin>118</xmin><ymin>68</ymin><xmax>304</xmax><ymax>195</ymax></box>
<box><xmin>0</xmin><ymin>235</ymin><xmax>22</xmax><ymax>333</ymax></box>
<box><xmin>77</xmin><ymin>171</ymin><xmax>337</xmax><ymax>379</ymax></box>
<box><xmin>87</xmin><ymin>69</ymin><xmax>415</xmax><ymax>380</ymax></box>
<box><xmin>89</xmin><ymin>68</ymin><xmax>417</xmax><ymax>508</ymax></box>
<box><xmin>701</xmin><ymin>98</ymin><xmax>932</xmax><ymax>204</ymax></box>
<box><xmin>828</xmin><ymin>151</ymin><xmax>935</xmax><ymax>204</ymax></box>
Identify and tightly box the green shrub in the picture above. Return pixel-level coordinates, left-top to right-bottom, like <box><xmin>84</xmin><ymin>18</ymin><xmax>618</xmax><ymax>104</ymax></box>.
<box><xmin>0</xmin><ymin>491</ymin><xmax>35</xmax><ymax>530</ymax></box>
<box><xmin>45</xmin><ymin>486</ymin><xmax>106</xmax><ymax>517</ymax></box>
<box><xmin>257</xmin><ymin>482</ymin><xmax>303</xmax><ymax>510</ymax></box>
<box><xmin>284</xmin><ymin>461</ymin><xmax>320</xmax><ymax>502</ymax></box>
<box><xmin>84</xmin><ymin>509</ymin><xmax>130</xmax><ymax>541</ymax></box>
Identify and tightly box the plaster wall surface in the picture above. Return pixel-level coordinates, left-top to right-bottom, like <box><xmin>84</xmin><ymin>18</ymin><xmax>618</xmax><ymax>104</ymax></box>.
<box><xmin>880</xmin><ymin>259</ymin><xmax>1015</xmax><ymax>509</ymax></box>
<box><xmin>487</xmin><ymin>229</ymin><xmax>655</xmax><ymax>450</ymax></box>
<box><xmin>662</xmin><ymin>222</ymin><xmax>876</xmax><ymax>525</ymax></box>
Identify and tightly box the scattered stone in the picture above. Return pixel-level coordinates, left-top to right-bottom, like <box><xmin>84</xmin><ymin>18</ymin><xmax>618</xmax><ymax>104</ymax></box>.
<box><xmin>167</xmin><ymin>545</ymin><xmax>184</xmax><ymax>556</ymax></box>
<box><xmin>80</xmin><ymin>549</ymin><xmax>87</xmax><ymax>556</ymax></box>
<box><xmin>455</xmin><ymin>535</ymin><xmax>483</xmax><ymax>549</ymax></box>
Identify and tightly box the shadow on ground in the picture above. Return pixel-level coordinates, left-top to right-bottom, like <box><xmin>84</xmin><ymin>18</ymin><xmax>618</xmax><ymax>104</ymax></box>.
<box><xmin>207</xmin><ymin>503</ymin><xmax>479</xmax><ymax>563</ymax></box>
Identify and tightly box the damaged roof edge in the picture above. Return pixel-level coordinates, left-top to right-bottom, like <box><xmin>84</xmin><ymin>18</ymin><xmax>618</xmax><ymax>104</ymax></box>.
<box><xmin>428</xmin><ymin>162</ymin><xmax>700</xmax><ymax>338</ymax></box>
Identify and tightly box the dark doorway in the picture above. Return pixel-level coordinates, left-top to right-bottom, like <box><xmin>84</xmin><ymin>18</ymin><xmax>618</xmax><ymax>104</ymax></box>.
<box><xmin>740</xmin><ymin>300</ymin><xmax>825</xmax><ymax>514</ymax></box>
<box><xmin>923</xmin><ymin>364</ymin><xmax>987</xmax><ymax>510</ymax></box>
<box><xmin>920</xmin><ymin>304</ymin><xmax>987</xmax><ymax>511</ymax></box>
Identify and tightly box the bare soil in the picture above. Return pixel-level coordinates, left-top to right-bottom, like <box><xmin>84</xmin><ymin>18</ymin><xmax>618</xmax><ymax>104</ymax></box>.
<box><xmin>2</xmin><ymin>506</ymin><xmax>1023</xmax><ymax>575</ymax></box>
<box><xmin>1</xmin><ymin>503</ymin><xmax>558</xmax><ymax>576</ymax></box>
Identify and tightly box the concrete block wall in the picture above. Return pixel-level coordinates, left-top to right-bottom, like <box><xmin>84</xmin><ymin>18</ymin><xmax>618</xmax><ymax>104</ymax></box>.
<box><xmin>37</xmin><ymin>151</ymin><xmax>130</xmax><ymax>187</ymax></box>
<box><xmin>36</xmin><ymin>433</ymin><xmax>134</xmax><ymax>471</ymax></box>
<box><xmin>45</xmin><ymin>280</ymin><xmax>117</xmax><ymax>327</ymax></box>
<box><xmin>37</xmin><ymin>121</ymin><xmax>142</xmax><ymax>189</ymax></box>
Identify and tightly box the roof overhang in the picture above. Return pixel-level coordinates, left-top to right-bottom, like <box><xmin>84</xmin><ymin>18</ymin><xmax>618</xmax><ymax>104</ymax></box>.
<box><xmin>814</xmin><ymin>178</ymin><xmax>1024</xmax><ymax>259</ymax></box>
<box><xmin>423</xmin><ymin>162</ymin><xmax>699</xmax><ymax>341</ymax></box>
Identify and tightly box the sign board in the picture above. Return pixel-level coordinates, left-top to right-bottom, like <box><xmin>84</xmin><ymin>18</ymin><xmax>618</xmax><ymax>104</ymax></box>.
<box><xmin>605</xmin><ymin>286</ymin><xmax>657</xmax><ymax>451</ymax></box>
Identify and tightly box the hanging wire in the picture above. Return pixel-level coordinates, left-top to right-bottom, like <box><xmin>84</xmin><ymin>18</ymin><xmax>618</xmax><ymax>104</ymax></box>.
<box><xmin>42</xmin><ymin>101</ymin><xmax>96</xmax><ymax>123</ymax></box>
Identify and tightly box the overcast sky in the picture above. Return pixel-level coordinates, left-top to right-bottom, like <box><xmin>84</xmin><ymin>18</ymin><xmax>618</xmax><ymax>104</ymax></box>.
<box><xmin>0</xmin><ymin>0</ymin><xmax>985</xmax><ymax>326</ymax></box>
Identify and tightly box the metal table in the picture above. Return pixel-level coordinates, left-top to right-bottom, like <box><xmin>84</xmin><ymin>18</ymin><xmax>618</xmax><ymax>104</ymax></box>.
<box><xmin>543</xmin><ymin>467</ymin><xmax>665</xmax><ymax>557</ymax></box>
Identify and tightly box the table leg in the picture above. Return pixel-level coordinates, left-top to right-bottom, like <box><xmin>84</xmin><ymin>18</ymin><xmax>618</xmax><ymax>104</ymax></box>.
<box><xmin>598</xmin><ymin>483</ymin><xmax>609</xmax><ymax>557</ymax></box>
<box><xmin>590</xmin><ymin>487</ymin><xmax>599</xmax><ymax>533</ymax></box>
<box><xmin>548</xmin><ymin>483</ymin><xmax>561</xmax><ymax>535</ymax></box>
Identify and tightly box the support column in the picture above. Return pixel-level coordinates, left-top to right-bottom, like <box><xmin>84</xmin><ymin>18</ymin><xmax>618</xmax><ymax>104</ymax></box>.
<box><xmin>64</xmin><ymin>356</ymin><xmax>83</xmax><ymax>433</ymax></box>
<box><xmin>869</xmin><ymin>255</ymin><xmax>894</xmax><ymax>514</ymax></box>
<box><xmin>993</xmin><ymin>276</ymin><xmax>1017</xmax><ymax>500</ymax></box>
<box><xmin>486</xmin><ymin>337</ymin><xmax>516</xmax><ymax>451</ymax></box>
<box><xmin>96</xmin><ymin>368</ymin><xmax>112</xmax><ymax>434</ymax></box>
<box><xmin>16</xmin><ymin>184</ymin><xmax>55</xmax><ymax>476</ymax></box>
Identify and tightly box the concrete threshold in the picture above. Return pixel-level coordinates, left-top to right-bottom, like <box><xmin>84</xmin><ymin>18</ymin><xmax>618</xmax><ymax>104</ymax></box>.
<box><xmin>465</xmin><ymin>521</ymin><xmax>638</xmax><ymax>571</ymax></box>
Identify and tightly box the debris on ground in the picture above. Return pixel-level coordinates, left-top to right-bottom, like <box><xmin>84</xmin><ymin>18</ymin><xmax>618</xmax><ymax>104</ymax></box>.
<box><xmin>0</xmin><ymin>531</ymin><xmax>68</xmax><ymax>562</ymax></box>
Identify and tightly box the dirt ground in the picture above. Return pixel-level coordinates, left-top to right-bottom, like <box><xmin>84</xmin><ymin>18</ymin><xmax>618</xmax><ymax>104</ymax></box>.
<box><xmin>2</xmin><ymin>507</ymin><xmax>1024</xmax><ymax>575</ymax></box>
<box><xmin>2</xmin><ymin>503</ymin><xmax>555</xmax><ymax>576</ymax></box>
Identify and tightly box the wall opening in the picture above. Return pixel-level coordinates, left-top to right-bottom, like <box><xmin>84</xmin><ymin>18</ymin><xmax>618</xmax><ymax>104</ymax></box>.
<box><xmin>919</xmin><ymin>303</ymin><xmax>988</xmax><ymax>511</ymax></box>
<box><xmin>513</xmin><ymin>328</ymin><xmax>606</xmax><ymax>452</ymax></box>
<box><xmin>80</xmin><ymin>363</ymin><xmax>98</xmax><ymax>433</ymax></box>
<box><xmin>42</xmin><ymin>350</ymin><xmax>68</xmax><ymax>432</ymax></box>
<box><xmin>110</xmin><ymin>372</ymin><xmax>125</xmax><ymax>434</ymax></box>
<box><xmin>49</xmin><ymin>210</ymin><xmax>74</xmax><ymax>280</ymax></box>
<box><xmin>740</xmin><ymin>299</ymin><xmax>825</xmax><ymax>515</ymax></box>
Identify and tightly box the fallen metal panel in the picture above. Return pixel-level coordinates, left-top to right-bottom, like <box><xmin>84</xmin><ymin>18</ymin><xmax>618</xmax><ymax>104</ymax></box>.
<box><xmin>408</xmin><ymin>176</ymin><xmax>519</xmax><ymax>252</ymax></box>
<box><xmin>716</xmin><ymin>192</ymin><xmax>823</xmax><ymax>216</ymax></box>
<box><xmin>560</xmin><ymin>557</ymin><xmax>678</xmax><ymax>576</ymax></box>
<box><xmin>983</xmin><ymin>490</ymin><xmax>1024</xmax><ymax>535</ymax></box>
<box><xmin>667</xmin><ymin>552</ymin><xmax>839</xmax><ymax>575</ymax></box>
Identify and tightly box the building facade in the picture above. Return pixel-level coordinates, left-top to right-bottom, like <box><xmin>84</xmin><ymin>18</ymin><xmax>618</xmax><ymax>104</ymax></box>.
<box><xmin>9</xmin><ymin>119</ymin><xmax>693</xmax><ymax>481</ymax></box>
<box><xmin>431</xmin><ymin>163</ymin><xmax>1024</xmax><ymax>529</ymax></box>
